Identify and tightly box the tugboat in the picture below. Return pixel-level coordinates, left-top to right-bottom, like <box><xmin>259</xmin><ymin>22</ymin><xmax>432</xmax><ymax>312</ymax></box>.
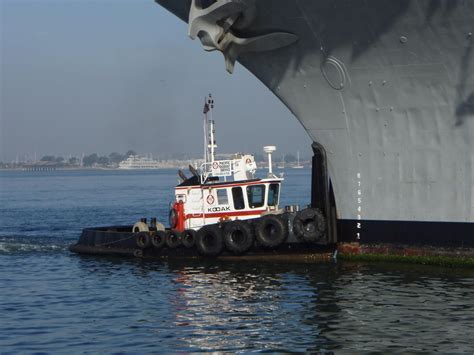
<box><xmin>70</xmin><ymin>95</ymin><xmax>329</xmax><ymax>258</ymax></box>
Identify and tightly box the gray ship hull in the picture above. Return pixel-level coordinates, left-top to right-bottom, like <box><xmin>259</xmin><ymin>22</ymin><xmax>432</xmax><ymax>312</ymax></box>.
<box><xmin>155</xmin><ymin>0</ymin><xmax>474</xmax><ymax>244</ymax></box>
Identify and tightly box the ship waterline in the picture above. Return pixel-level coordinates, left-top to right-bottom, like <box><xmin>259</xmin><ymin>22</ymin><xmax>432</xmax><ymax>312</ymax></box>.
<box><xmin>155</xmin><ymin>0</ymin><xmax>473</xmax><ymax>243</ymax></box>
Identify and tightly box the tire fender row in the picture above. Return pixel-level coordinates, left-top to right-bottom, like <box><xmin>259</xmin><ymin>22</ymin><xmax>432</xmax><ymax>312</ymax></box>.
<box><xmin>134</xmin><ymin>208</ymin><xmax>327</xmax><ymax>257</ymax></box>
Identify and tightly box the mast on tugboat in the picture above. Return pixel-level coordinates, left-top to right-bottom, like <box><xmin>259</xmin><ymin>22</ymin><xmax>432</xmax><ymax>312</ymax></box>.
<box><xmin>203</xmin><ymin>94</ymin><xmax>217</xmax><ymax>164</ymax></box>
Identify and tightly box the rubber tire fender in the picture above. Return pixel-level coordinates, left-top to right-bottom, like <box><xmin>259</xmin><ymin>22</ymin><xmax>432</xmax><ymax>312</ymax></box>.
<box><xmin>254</xmin><ymin>214</ymin><xmax>288</xmax><ymax>248</ymax></box>
<box><xmin>182</xmin><ymin>229</ymin><xmax>197</xmax><ymax>248</ymax></box>
<box><xmin>293</xmin><ymin>208</ymin><xmax>326</xmax><ymax>242</ymax></box>
<box><xmin>223</xmin><ymin>220</ymin><xmax>254</xmax><ymax>255</ymax></box>
<box><xmin>196</xmin><ymin>225</ymin><xmax>224</xmax><ymax>257</ymax></box>
<box><xmin>166</xmin><ymin>230</ymin><xmax>182</xmax><ymax>249</ymax></box>
<box><xmin>151</xmin><ymin>231</ymin><xmax>166</xmax><ymax>249</ymax></box>
<box><xmin>133</xmin><ymin>222</ymin><xmax>149</xmax><ymax>233</ymax></box>
<box><xmin>136</xmin><ymin>232</ymin><xmax>151</xmax><ymax>249</ymax></box>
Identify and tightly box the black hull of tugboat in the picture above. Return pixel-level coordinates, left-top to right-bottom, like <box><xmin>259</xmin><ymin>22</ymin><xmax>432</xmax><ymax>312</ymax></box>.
<box><xmin>69</xmin><ymin>225</ymin><xmax>334</xmax><ymax>259</ymax></box>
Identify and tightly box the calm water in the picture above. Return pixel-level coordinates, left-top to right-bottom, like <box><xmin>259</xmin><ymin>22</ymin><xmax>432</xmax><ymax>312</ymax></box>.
<box><xmin>1</xmin><ymin>169</ymin><xmax>473</xmax><ymax>352</ymax></box>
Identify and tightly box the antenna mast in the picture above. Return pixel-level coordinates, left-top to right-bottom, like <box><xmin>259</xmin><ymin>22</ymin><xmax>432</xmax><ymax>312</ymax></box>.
<box><xmin>203</xmin><ymin>97</ymin><xmax>208</xmax><ymax>164</ymax></box>
<box><xmin>206</xmin><ymin>94</ymin><xmax>216</xmax><ymax>163</ymax></box>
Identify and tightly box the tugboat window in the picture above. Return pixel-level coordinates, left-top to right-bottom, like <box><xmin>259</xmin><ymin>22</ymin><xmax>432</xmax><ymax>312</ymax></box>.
<box><xmin>232</xmin><ymin>187</ymin><xmax>245</xmax><ymax>210</ymax></box>
<box><xmin>268</xmin><ymin>184</ymin><xmax>280</xmax><ymax>206</ymax></box>
<box><xmin>217</xmin><ymin>189</ymin><xmax>228</xmax><ymax>205</ymax></box>
<box><xmin>247</xmin><ymin>185</ymin><xmax>265</xmax><ymax>208</ymax></box>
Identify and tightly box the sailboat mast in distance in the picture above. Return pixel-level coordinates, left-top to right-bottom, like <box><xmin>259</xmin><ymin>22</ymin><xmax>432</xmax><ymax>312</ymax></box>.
<box><xmin>293</xmin><ymin>150</ymin><xmax>303</xmax><ymax>169</ymax></box>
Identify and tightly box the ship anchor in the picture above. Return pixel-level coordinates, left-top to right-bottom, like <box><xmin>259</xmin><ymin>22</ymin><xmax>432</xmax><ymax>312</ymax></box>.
<box><xmin>188</xmin><ymin>0</ymin><xmax>298</xmax><ymax>73</ymax></box>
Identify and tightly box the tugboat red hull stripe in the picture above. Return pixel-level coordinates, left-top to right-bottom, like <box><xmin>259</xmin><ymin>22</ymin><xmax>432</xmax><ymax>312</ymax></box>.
<box><xmin>185</xmin><ymin>210</ymin><xmax>266</xmax><ymax>219</ymax></box>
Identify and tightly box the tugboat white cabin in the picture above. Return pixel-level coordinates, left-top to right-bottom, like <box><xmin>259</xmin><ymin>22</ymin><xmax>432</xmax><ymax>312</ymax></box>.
<box><xmin>173</xmin><ymin>153</ymin><xmax>283</xmax><ymax>231</ymax></box>
<box><xmin>169</xmin><ymin>94</ymin><xmax>283</xmax><ymax>232</ymax></box>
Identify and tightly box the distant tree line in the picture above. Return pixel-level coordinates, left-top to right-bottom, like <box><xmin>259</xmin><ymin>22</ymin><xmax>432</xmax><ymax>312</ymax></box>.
<box><xmin>81</xmin><ymin>150</ymin><xmax>136</xmax><ymax>167</ymax></box>
<box><xmin>1</xmin><ymin>150</ymin><xmax>307</xmax><ymax>168</ymax></box>
<box><xmin>38</xmin><ymin>150</ymin><xmax>138</xmax><ymax>167</ymax></box>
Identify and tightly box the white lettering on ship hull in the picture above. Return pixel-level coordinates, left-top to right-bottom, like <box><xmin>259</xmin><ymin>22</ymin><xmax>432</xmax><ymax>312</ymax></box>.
<box><xmin>207</xmin><ymin>206</ymin><xmax>231</xmax><ymax>213</ymax></box>
<box><xmin>356</xmin><ymin>172</ymin><xmax>362</xmax><ymax>240</ymax></box>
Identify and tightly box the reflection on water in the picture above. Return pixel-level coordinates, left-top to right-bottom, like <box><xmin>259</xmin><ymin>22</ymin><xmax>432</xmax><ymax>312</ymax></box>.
<box><xmin>168</xmin><ymin>263</ymin><xmax>328</xmax><ymax>351</ymax></box>
<box><xmin>1</xmin><ymin>252</ymin><xmax>474</xmax><ymax>352</ymax></box>
<box><xmin>162</xmin><ymin>261</ymin><xmax>474</xmax><ymax>352</ymax></box>
<box><xmin>44</xmin><ymin>257</ymin><xmax>472</xmax><ymax>352</ymax></box>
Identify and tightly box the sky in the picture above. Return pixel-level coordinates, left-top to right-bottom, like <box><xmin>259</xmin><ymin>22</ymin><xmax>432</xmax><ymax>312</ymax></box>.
<box><xmin>0</xmin><ymin>0</ymin><xmax>311</xmax><ymax>162</ymax></box>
